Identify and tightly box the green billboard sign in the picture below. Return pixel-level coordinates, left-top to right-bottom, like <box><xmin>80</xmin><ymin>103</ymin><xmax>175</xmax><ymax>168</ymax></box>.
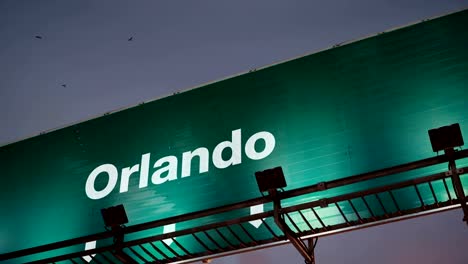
<box><xmin>1</xmin><ymin>9</ymin><xmax>468</xmax><ymax>262</ymax></box>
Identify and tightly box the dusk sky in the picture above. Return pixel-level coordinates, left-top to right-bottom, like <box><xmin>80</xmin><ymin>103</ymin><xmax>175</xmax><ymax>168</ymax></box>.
<box><xmin>1</xmin><ymin>1</ymin><xmax>468</xmax><ymax>263</ymax></box>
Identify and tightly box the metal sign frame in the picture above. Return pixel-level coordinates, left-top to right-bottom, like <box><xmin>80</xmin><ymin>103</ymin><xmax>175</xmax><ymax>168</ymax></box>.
<box><xmin>2</xmin><ymin>149</ymin><xmax>467</xmax><ymax>264</ymax></box>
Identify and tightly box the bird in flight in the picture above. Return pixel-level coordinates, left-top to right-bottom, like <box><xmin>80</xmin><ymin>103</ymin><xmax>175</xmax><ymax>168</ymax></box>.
<box><xmin>35</xmin><ymin>35</ymin><xmax>43</xmax><ymax>39</ymax></box>
<box><xmin>128</xmin><ymin>36</ymin><xmax>133</xmax><ymax>41</ymax></box>
<box><xmin>61</xmin><ymin>84</ymin><xmax>67</xmax><ymax>88</ymax></box>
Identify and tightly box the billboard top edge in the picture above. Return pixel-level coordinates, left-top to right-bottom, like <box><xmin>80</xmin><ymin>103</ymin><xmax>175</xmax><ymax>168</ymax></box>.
<box><xmin>1</xmin><ymin>7</ymin><xmax>466</xmax><ymax>148</ymax></box>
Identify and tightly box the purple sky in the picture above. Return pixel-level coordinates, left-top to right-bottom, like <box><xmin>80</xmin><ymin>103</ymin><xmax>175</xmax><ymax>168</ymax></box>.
<box><xmin>1</xmin><ymin>1</ymin><xmax>468</xmax><ymax>263</ymax></box>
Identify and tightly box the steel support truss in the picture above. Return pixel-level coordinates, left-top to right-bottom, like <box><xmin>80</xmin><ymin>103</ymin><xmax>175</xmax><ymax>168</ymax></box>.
<box><xmin>1</xmin><ymin>150</ymin><xmax>468</xmax><ymax>264</ymax></box>
<box><xmin>271</xmin><ymin>188</ymin><xmax>318</xmax><ymax>264</ymax></box>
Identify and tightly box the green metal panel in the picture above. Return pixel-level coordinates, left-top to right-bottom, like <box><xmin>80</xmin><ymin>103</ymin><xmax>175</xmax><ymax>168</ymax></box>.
<box><xmin>1</xmin><ymin>9</ymin><xmax>468</xmax><ymax>261</ymax></box>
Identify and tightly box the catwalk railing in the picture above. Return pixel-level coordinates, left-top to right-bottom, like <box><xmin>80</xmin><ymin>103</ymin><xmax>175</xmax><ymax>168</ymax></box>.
<box><xmin>1</xmin><ymin>149</ymin><xmax>468</xmax><ymax>264</ymax></box>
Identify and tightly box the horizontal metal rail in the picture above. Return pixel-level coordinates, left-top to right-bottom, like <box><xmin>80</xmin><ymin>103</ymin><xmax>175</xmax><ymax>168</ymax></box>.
<box><xmin>279</xmin><ymin>149</ymin><xmax>468</xmax><ymax>199</ymax></box>
<box><xmin>1</xmin><ymin>149</ymin><xmax>468</xmax><ymax>263</ymax></box>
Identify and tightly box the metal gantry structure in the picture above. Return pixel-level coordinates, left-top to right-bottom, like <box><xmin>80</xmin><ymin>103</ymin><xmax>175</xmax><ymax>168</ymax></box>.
<box><xmin>1</xmin><ymin>149</ymin><xmax>468</xmax><ymax>264</ymax></box>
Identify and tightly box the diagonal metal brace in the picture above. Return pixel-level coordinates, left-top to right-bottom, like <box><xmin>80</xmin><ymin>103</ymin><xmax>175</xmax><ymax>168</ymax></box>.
<box><xmin>270</xmin><ymin>189</ymin><xmax>316</xmax><ymax>264</ymax></box>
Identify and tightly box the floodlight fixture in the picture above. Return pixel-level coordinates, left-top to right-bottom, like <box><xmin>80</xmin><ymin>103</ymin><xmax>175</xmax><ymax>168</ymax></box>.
<box><xmin>255</xmin><ymin>166</ymin><xmax>287</xmax><ymax>193</ymax></box>
<box><xmin>101</xmin><ymin>204</ymin><xmax>128</xmax><ymax>228</ymax></box>
<box><xmin>428</xmin><ymin>123</ymin><xmax>464</xmax><ymax>152</ymax></box>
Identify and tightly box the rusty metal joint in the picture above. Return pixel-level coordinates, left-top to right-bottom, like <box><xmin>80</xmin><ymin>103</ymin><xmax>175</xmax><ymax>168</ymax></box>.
<box><xmin>319</xmin><ymin>198</ymin><xmax>329</xmax><ymax>208</ymax></box>
<box><xmin>317</xmin><ymin>182</ymin><xmax>327</xmax><ymax>191</ymax></box>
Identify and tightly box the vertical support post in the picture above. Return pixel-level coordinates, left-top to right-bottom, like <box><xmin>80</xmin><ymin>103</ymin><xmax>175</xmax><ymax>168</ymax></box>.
<box><xmin>270</xmin><ymin>189</ymin><xmax>316</xmax><ymax>264</ymax></box>
<box><xmin>307</xmin><ymin>238</ymin><xmax>318</xmax><ymax>262</ymax></box>
<box><xmin>446</xmin><ymin>148</ymin><xmax>468</xmax><ymax>225</ymax></box>
<box><xmin>111</xmin><ymin>226</ymin><xmax>137</xmax><ymax>264</ymax></box>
